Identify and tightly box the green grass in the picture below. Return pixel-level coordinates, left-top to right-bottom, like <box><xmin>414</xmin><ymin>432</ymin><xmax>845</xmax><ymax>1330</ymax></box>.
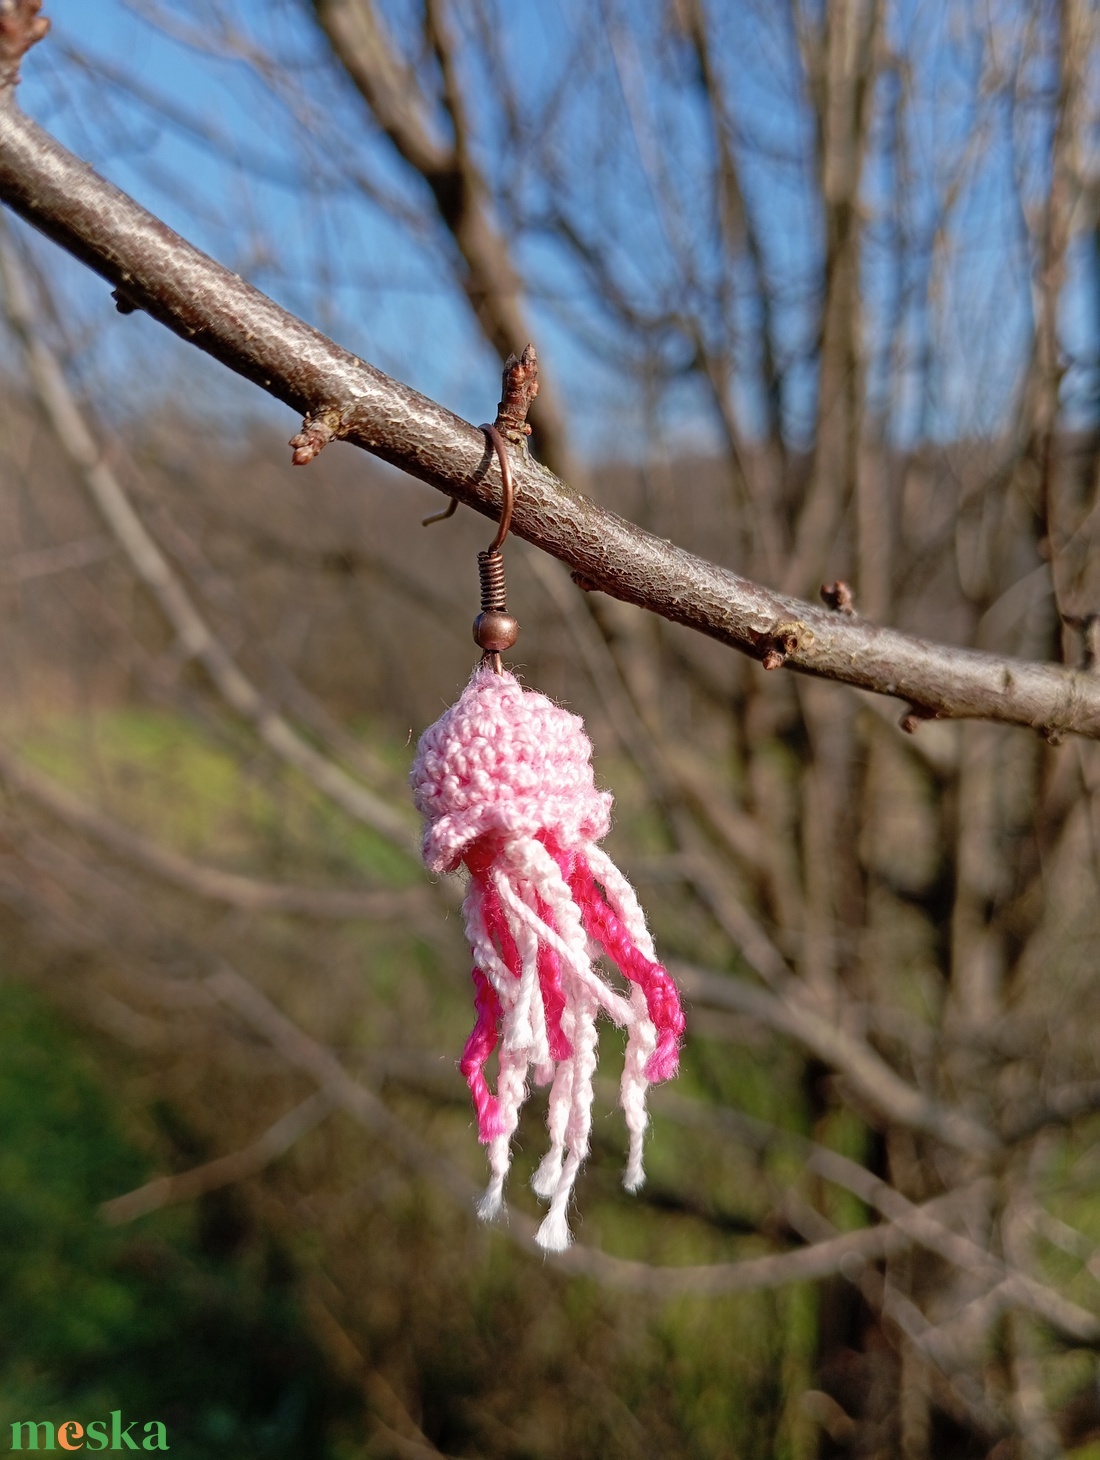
<box><xmin>18</xmin><ymin>705</ymin><xmax>419</xmax><ymax>886</ymax></box>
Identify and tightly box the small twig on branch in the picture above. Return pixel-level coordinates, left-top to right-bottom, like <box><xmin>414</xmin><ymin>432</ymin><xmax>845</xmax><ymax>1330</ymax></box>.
<box><xmin>0</xmin><ymin>41</ymin><xmax>1095</xmax><ymax>735</ymax></box>
<box><xmin>899</xmin><ymin>704</ymin><xmax>940</xmax><ymax>735</ymax></box>
<box><xmin>289</xmin><ymin>406</ymin><xmax>341</xmax><ymax>465</ymax></box>
<box><xmin>0</xmin><ymin>0</ymin><xmax>47</xmax><ymax>90</ymax></box>
<box><xmin>493</xmin><ymin>342</ymin><xmax>539</xmax><ymax>443</ymax></box>
<box><xmin>820</xmin><ymin>580</ymin><xmax>856</xmax><ymax>615</ymax></box>
<box><xmin>1063</xmin><ymin>613</ymin><xmax>1100</xmax><ymax>672</ymax></box>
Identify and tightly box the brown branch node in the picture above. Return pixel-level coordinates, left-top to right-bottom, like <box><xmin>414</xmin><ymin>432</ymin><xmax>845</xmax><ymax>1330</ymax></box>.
<box><xmin>493</xmin><ymin>342</ymin><xmax>538</xmax><ymax>443</ymax></box>
<box><xmin>820</xmin><ymin>580</ymin><xmax>856</xmax><ymax>615</ymax></box>
<box><xmin>899</xmin><ymin>705</ymin><xmax>937</xmax><ymax>735</ymax></box>
<box><xmin>290</xmin><ymin>407</ymin><xmax>342</xmax><ymax>466</ymax></box>
<box><xmin>0</xmin><ymin>0</ymin><xmax>48</xmax><ymax>90</ymax></box>
<box><xmin>760</xmin><ymin>619</ymin><xmax>813</xmax><ymax>670</ymax></box>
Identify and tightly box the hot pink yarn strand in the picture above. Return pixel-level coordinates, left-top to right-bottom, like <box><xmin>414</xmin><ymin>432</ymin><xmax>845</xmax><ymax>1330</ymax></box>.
<box><xmin>460</xmin><ymin>964</ymin><xmax>506</xmax><ymax>1142</ymax></box>
<box><xmin>568</xmin><ymin>853</ymin><xmax>684</xmax><ymax>1082</ymax></box>
<box><xmin>535</xmin><ymin>901</ymin><xmax>571</xmax><ymax>1061</ymax></box>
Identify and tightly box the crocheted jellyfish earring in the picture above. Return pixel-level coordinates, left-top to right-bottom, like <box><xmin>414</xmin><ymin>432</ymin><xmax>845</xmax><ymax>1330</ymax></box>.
<box><xmin>410</xmin><ymin>354</ymin><xmax>684</xmax><ymax>1252</ymax></box>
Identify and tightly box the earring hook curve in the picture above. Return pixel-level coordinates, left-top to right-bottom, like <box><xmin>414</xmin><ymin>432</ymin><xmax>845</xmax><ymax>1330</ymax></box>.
<box><xmin>421</xmin><ymin>424</ymin><xmax>514</xmax><ymax>542</ymax></box>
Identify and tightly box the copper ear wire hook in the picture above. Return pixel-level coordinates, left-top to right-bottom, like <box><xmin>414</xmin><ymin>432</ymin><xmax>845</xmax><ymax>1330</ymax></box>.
<box><xmin>421</xmin><ymin>497</ymin><xmax>456</xmax><ymax>527</ymax></box>
<box><xmin>420</xmin><ymin>424</ymin><xmax>514</xmax><ymax>543</ymax></box>
<box><xmin>473</xmin><ymin>424</ymin><xmax>518</xmax><ymax>674</ymax></box>
<box><xmin>421</xmin><ymin>420</ymin><xmax>519</xmax><ymax>675</ymax></box>
<box><xmin>481</xmin><ymin>423</ymin><xmax>514</xmax><ymax>551</ymax></box>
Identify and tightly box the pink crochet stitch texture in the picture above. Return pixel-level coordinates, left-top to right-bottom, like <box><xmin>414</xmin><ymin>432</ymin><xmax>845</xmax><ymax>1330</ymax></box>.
<box><xmin>410</xmin><ymin>664</ymin><xmax>685</xmax><ymax>1252</ymax></box>
<box><xmin>412</xmin><ymin>667</ymin><xmax>612</xmax><ymax>875</ymax></box>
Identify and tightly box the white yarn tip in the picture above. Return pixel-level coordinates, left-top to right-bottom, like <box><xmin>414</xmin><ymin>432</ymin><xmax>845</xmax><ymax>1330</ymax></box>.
<box><xmin>477</xmin><ymin>1175</ymin><xmax>506</xmax><ymax>1222</ymax></box>
<box><xmin>531</xmin><ymin>1146</ymin><xmax>565</xmax><ymax>1200</ymax></box>
<box><xmin>535</xmin><ymin>1207</ymin><xmax>573</xmax><ymax>1253</ymax></box>
<box><xmin>623</xmin><ymin>1151</ymin><xmax>646</xmax><ymax>1193</ymax></box>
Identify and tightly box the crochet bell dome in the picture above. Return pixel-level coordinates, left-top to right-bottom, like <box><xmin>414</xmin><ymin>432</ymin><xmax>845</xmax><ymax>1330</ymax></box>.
<box><xmin>410</xmin><ymin>666</ymin><xmax>612</xmax><ymax>875</ymax></box>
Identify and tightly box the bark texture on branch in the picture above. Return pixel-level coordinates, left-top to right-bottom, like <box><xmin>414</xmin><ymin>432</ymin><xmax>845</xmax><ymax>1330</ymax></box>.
<box><xmin>0</xmin><ymin>96</ymin><xmax>1098</xmax><ymax>737</ymax></box>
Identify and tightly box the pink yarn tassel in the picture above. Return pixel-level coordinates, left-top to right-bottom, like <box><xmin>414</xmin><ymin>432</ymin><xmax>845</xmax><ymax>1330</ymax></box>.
<box><xmin>410</xmin><ymin>665</ymin><xmax>684</xmax><ymax>1251</ymax></box>
<box><xmin>459</xmin><ymin>966</ymin><xmax>505</xmax><ymax>1141</ymax></box>
<box><xmin>566</xmin><ymin>851</ymin><xmax>684</xmax><ymax>1082</ymax></box>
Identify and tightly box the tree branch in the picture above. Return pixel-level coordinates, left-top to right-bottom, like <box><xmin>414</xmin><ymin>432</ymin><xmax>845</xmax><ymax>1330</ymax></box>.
<box><xmin>0</xmin><ymin>45</ymin><xmax>1098</xmax><ymax>736</ymax></box>
<box><xmin>312</xmin><ymin>0</ymin><xmax>574</xmax><ymax>477</ymax></box>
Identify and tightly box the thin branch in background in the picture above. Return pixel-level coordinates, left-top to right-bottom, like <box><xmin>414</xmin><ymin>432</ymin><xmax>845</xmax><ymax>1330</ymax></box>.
<box><xmin>312</xmin><ymin>0</ymin><xmax>575</xmax><ymax>478</ymax></box>
<box><xmin>0</xmin><ymin>532</ymin><xmax>114</xmax><ymax>580</ymax></box>
<box><xmin>671</xmin><ymin>961</ymin><xmax>997</xmax><ymax>1155</ymax></box>
<box><xmin>0</xmin><ymin>742</ymin><xmax>428</xmax><ymax>919</ymax></box>
<box><xmin>556</xmin><ymin>551</ymin><xmax>771</xmax><ymax>849</ymax></box>
<box><xmin>100</xmin><ymin>1090</ymin><xmax>335</xmax><ymax>1224</ymax></box>
<box><xmin>303</xmin><ymin>1273</ymin><xmax>459</xmax><ymax>1457</ymax></box>
<box><xmin>0</xmin><ymin>223</ymin><xmax>422</xmax><ymax>861</ymax></box>
<box><xmin>784</xmin><ymin>1187</ymin><xmax>1010</xmax><ymax>1442</ymax></box>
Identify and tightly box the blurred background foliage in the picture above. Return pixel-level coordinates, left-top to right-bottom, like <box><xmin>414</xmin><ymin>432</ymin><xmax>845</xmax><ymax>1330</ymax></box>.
<box><xmin>0</xmin><ymin>981</ymin><xmax>353</xmax><ymax>1457</ymax></box>
<box><xmin>0</xmin><ymin>1</ymin><xmax>1099</xmax><ymax>1457</ymax></box>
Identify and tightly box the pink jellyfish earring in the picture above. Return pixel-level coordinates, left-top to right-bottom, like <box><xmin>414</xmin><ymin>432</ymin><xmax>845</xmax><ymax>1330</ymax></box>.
<box><xmin>409</xmin><ymin>349</ymin><xmax>684</xmax><ymax>1252</ymax></box>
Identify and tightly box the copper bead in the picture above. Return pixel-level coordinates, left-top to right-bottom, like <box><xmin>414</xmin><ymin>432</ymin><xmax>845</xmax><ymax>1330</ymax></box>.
<box><xmin>473</xmin><ymin>610</ymin><xmax>520</xmax><ymax>652</ymax></box>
